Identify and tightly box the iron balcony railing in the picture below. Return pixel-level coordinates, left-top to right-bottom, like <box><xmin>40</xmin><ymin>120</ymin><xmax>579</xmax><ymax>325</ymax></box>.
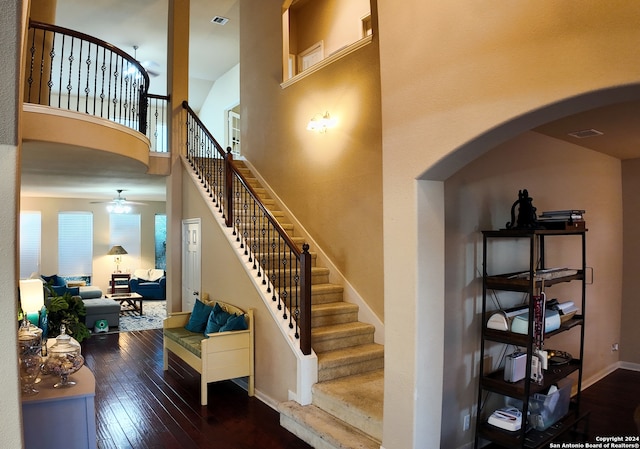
<box><xmin>25</xmin><ymin>20</ymin><xmax>169</xmax><ymax>153</ymax></box>
<box><xmin>182</xmin><ymin>101</ymin><xmax>313</xmax><ymax>355</ymax></box>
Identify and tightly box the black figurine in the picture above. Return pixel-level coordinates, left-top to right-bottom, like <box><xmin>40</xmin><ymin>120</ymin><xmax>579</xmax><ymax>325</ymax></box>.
<box><xmin>505</xmin><ymin>189</ymin><xmax>539</xmax><ymax>230</ymax></box>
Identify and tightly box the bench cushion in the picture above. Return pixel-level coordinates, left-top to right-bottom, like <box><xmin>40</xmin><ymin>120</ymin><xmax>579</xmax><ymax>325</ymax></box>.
<box><xmin>164</xmin><ymin>327</ymin><xmax>203</xmax><ymax>358</ymax></box>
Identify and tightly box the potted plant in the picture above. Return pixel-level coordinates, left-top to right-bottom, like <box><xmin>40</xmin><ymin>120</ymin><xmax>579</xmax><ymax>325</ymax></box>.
<box><xmin>44</xmin><ymin>286</ymin><xmax>90</xmax><ymax>343</ymax></box>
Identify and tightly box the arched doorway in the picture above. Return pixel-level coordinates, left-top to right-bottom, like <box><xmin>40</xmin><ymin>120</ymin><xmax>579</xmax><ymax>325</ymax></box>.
<box><xmin>417</xmin><ymin>86</ymin><xmax>640</xmax><ymax>447</ymax></box>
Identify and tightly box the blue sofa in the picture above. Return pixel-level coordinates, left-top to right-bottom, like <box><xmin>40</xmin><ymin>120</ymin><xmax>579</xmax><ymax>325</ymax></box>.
<box><xmin>129</xmin><ymin>269</ymin><xmax>166</xmax><ymax>300</ymax></box>
<box><xmin>40</xmin><ymin>274</ymin><xmax>102</xmax><ymax>299</ymax></box>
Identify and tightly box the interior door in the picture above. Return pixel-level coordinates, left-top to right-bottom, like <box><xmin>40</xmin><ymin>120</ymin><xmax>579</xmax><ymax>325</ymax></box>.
<box><xmin>227</xmin><ymin>109</ymin><xmax>241</xmax><ymax>156</ymax></box>
<box><xmin>182</xmin><ymin>218</ymin><xmax>201</xmax><ymax>311</ymax></box>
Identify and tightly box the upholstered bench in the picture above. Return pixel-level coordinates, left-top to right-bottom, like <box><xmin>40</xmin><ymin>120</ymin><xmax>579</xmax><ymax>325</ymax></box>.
<box><xmin>163</xmin><ymin>300</ymin><xmax>254</xmax><ymax>405</ymax></box>
<box><xmin>83</xmin><ymin>297</ymin><xmax>120</xmax><ymax>329</ymax></box>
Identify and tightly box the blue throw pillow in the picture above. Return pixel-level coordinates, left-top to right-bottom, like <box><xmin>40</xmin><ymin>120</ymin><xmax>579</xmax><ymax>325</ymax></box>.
<box><xmin>219</xmin><ymin>313</ymin><xmax>248</xmax><ymax>333</ymax></box>
<box><xmin>42</xmin><ymin>274</ymin><xmax>65</xmax><ymax>287</ymax></box>
<box><xmin>204</xmin><ymin>303</ymin><xmax>231</xmax><ymax>335</ymax></box>
<box><xmin>185</xmin><ymin>299</ymin><xmax>214</xmax><ymax>333</ymax></box>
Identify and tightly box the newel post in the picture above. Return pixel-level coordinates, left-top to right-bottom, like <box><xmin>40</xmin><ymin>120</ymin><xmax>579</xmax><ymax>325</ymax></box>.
<box><xmin>299</xmin><ymin>243</ymin><xmax>312</xmax><ymax>355</ymax></box>
<box><xmin>224</xmin><ymin>148</ymin><xmax>234</xmax><ymax>228</ymax></box>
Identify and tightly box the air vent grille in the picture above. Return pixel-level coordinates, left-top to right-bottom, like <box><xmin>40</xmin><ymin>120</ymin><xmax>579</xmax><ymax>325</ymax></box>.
<box><xmin>211</xmin><ymin>16</ymin><xmax>229</xmax><ymax>25</ymax></box>
<box><xmin>568</xmin><ymin>128</ymin><xmax>604</xmax><ymax>139</ymax></box>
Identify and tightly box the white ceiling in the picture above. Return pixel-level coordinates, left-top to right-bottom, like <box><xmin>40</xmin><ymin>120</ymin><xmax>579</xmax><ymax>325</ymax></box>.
<box><xmin>20</xmin><ymin>1</ymin><xmax>640</xmax><ymax>203</ymax></box>
<box><xmin>21</xmin><ymin>0</ymin><xmax>240</xmax><ymax>203</ymax></box>
<box><xmin>54</xmin><ymin>0</ymin><xmax>240</xmax><ymax>112</ymax></box>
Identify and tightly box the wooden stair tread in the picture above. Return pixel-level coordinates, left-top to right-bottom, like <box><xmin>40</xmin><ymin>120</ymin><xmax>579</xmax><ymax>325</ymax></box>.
<box><xmin>316</xmin><ymin>343</ymin><xmax>384</xmax><ymax>366</ymax></box>
<box><xmin>311</xmin><ymin>302</ymin><xmax>358</xmax><ymax>316</ymax></box>
<box><xmin>312</xmin><ymin>321</ymin><xmax>375</xmax><ymax>339</ymax></box>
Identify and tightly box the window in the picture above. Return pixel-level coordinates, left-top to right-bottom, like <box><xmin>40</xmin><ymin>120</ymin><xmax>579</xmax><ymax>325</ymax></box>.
<box><xmin>20</xmin><ymin>211</ymin><xmax>41</xmax><ymax>278</ymax></box>
<box><xmin>109</xmin><ymin>214</ymin><xmax>141</xmax><ymax>272</ymax></box>
<box><xmin>155</xmin><ymin>214</ymin><xmax>166</xmax><ymax>270</ymax></box>
<box><xmin>58</xmin><ymin>212</ymin><xmax>93</xmax><ymax>277</ymax></box>
<box><xmin>227</xmin><ymin>106</ymin><xmax>241</xmax><ymax>157</ymax></box>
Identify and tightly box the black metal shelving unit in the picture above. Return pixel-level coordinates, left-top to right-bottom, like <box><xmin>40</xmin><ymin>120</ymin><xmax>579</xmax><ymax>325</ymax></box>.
<box><xmin>475</xmin><ymin>229</ymin><xmax>589</xmax><ymax>448</ymax></box>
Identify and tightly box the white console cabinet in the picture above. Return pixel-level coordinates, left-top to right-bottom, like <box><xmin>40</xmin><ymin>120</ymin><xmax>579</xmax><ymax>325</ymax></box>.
<box><xmin>21</xmin><ymin>365</ymin><xmax>97</xmax><ymax>449</ymax></box>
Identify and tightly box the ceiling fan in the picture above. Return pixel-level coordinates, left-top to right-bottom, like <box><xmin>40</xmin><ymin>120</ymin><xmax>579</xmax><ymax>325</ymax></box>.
<box><xmin>133</xmin><ymin>45</ymin><xmax>161</xmax><ymax>77</ymax></box>
<box><xmin>91</xmin><ymin>189</ymin><xmax>146</xmax><ymax>213</ymax></box>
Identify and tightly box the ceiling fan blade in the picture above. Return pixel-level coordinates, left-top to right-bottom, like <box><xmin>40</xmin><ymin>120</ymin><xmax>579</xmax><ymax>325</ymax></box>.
<box><xmin>140</xmin><ymin>60</ymin><xmax>161</xmax><ymax>77</ymax></box>
<box><xmin>90</xmin><ymin>190</ymin><xmax>147</xmax><ymax>205</ymax></box>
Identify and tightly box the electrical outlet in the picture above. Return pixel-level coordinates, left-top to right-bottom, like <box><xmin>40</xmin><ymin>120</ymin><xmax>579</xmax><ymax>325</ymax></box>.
<box><xmin>611</xmin><ymin>343</ymin><xmax>619</xmax><ymax>352</ymax></box>
<box><xmin>463</xmin><ymin>414</ymin><xmax>470</xmax><ymax>431</ymax></box>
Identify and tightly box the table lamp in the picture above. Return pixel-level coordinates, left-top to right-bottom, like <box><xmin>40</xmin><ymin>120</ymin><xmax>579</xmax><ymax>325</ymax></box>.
<box><xmin>19</xmin><ymin>279</ymin><xmax>45</xmax><ymax>327</ymax></box>
<box><xmin>107</xmin><ymin>245</ymin><xmax>128</xmax><ymax>272</ymax></box>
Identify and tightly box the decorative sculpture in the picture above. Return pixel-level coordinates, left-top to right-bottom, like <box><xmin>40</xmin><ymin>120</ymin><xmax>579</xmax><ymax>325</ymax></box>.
<box><xmin>505</xmin><ymin>189</ymin><xmax>539</xmax><ymax>230</ymax></box>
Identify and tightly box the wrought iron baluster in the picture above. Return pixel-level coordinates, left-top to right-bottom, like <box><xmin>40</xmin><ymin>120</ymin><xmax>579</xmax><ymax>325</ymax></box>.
<box><xmin>76</xmin><ymin>37</ymin><xmax>83</xmax><ymax>112</ymax></box>
<box><xmin>58</xmin><ymin>34</ymin><xmax>65</xmax><ymax>108</ymax></box>
<box><xmin>27</xmin><ymin>28</ymin><xmax>36</xmax><ymax>103</ymax></box>
<box><xmin>84</xmin><ymin>42</ymin><xmax>92</xmax><ymax>113</ymax></box>
<box><xmin>66</xmin><ymin>36</ymin><xmax>75</xmax><ymax>110</ymax></box>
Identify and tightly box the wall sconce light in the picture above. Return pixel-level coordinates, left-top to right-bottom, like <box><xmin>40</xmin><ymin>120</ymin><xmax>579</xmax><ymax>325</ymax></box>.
<box><xmin>107</xmin><ymin>245</ymin><xmax>128</xmax><ymax>273</ymax></box>
<box><xmin>307</xmin><ymin>112</ymin><xmax>337</xmax><ymax>133</ymax></box>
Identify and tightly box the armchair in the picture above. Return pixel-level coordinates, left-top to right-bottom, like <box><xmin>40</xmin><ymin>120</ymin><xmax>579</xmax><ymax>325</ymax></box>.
<box><xmin>129</xmin><ymin>269</ymin><xmax>166</xmax><ymax>300</ymax></box>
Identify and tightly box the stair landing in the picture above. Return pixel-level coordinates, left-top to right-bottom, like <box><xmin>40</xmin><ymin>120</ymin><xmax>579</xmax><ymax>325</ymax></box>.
<box><xmin>280</xmin><ymin>369</ymin><xmax>383</xmax><ymax>448</ymax></box>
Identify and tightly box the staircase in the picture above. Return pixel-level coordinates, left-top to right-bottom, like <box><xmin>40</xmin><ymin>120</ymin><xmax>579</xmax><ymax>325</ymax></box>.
<box><xmin>235</xmin><ymin>161</ymin><xmax>384</xmax><ymax>449</ymax></box>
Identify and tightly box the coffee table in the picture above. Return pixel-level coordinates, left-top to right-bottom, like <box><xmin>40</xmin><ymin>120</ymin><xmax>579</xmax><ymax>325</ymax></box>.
<box><xmin>106</xmin><ymin>292</ymin><xmax>144</xmax><ymax>315</ymax></box>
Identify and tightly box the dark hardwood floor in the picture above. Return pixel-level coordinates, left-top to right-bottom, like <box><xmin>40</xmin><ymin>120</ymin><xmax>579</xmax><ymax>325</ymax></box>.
<box><xmin>81</xmin><ymin>329</ymin><xmax>312</xmax><ymax>449</ymax></box>
<box><xmin>82</xmin><ymin>329</ymin><xmax>639</xmax><ymax>449</ymax></box>
<box><xmin>578</xmin><ymin>368</ymin><xmax>640</xmax><ymax>440</ymax></box>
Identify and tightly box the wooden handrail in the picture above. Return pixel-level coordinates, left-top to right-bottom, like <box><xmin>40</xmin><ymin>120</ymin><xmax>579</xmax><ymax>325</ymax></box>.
<box><xmin>182</xmin><ymin>101</ymin><xmax>312</xmax><ymax>355</ymax></box>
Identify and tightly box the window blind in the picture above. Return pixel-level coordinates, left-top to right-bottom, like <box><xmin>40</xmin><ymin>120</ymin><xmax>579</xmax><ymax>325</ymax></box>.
<box><xmin>110</xmin><ymin>213</ymin><xmax>141</xmax><ymax>271</ymax></box>
<box><xmin>20</xmin><ymin>211</ymin><xmax>41</xmax><ymax>278</ymax></box>
<box><xmin>58</xmin><ymin>212</ymin><xmax>93</xmax><ymax>276</ymax></box>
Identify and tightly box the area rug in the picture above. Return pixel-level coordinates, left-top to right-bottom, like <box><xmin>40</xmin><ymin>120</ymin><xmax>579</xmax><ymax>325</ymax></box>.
<box><xmin>118</xmin><ymin>300</ymin><xmax>166</xmax><ymax>332</ymax></box>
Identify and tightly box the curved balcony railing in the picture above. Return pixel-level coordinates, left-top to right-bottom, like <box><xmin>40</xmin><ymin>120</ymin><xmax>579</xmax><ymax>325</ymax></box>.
<box><xmin>25</xmin><ymin>20</ymin><xmax>157</xmax><ymax>139</ymax></box>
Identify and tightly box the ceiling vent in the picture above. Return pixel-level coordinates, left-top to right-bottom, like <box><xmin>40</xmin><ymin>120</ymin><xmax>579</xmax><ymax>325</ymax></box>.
<box><xmin>211</xmin><ymin>16</ymin><xmax>229</xmax><ymax>25</ymax></box>
<box><xmin>568</xmin><ymin>128</ymin><xmax>604</xmax><ymax>139</ymax></box>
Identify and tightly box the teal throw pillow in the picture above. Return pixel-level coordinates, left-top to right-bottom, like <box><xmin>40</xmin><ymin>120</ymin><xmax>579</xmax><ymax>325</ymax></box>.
<box><xmin>219</xmin><ymin>313</ymin><xmax>248</xmax><ymax>333</ymax></box>
<box><xmin>204</xmin><ymin>303</ymin><xmax>231</xmax><ymax>335</ymax></box>
<box><xmin>185</xmin><ymin>299</ymin><xmax>214</xmax><ymax>333</ymax></box>
<box><xmin>42</xmin><ymin>274</ymin><xmax>65</xmax><ymax>287</ymax></box>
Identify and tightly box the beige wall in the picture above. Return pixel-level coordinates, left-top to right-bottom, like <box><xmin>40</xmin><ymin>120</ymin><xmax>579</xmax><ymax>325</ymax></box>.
<box><xmin>2</xmin><ymin>1</ymin><xmax>28</xmax><ymax>448</ymax></box>
<box><xmin>443</xmin><ymin>132</ymin><xmax>623</xmax><ymax>447</ymax></box>
<box><xmin>621</xmin><ymin>158</ymin><xmax>640</xmax><ymax>364</ymax></box>
<box><xmin>377</xmin><ymin>2</ymin><xmax>640</xmax><ymax>448</ymax></box>
<box><xmin>181</xmin><ymin>167</ymin><xmax>299</xmax><ymax>403</ymax></box>
<box><xmin>289</xmin><ymin>0</ymin><xmax>370</xmax><ymax>57</ymax></box>
<box><xmin>241</xmin><ymin>0</ymin><xmax>384</xmax><ymax>320</ymax></box>
<box><xmin>19</xmin><ymin>196</ymin><xmax>166</xmax><ymax>294</ymax></box>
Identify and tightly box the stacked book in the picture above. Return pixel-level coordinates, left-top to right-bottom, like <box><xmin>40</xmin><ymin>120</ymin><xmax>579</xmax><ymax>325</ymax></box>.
<box><xmin>537</xmin><ymin>210</ymin><xmax>585</xmax><ymax>230</ymax></box>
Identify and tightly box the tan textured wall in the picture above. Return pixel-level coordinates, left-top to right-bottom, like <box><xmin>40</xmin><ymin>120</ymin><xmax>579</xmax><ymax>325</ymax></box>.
<box><xmin>621</xmin><ymin>158</ymin><xmax>640</xmax><ymax>364</ymax></box>
<box><xmin>377</xmin><ymin>2</ymin><xmax>640</xmax><ymax>448</ymax></box>
<box><xmin>182</xmin><ymin>170</ymin><xmax>298</xmax><ymax>402</ymax></box>
<box><xmin>290</xmin><ymin>0</ymin><xmax>370</xmax><ymax>57</ymax></box>
<box><xmin>241</xmin><ymin>0</ymin><xmax>384</xmax><ymax>320</ymax></box>
<box><xmin>443</xmin><ymin>132</ymin><xmax>623</xmax><ymax>447</ymax></box>
<box><xmin>1</xmin><ymin>1</ymin><xmax>28</xmax><ymax>447</ymax></box>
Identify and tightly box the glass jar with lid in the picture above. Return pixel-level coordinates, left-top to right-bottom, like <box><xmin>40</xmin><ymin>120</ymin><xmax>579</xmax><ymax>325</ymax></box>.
<box><xmin>18</xmin><ymin>320</ymin><xmax>42</xmax><ymax>395</ymax></box>
<box><xmin>43</xmin><ymin>324</ymin><xmax>84</xmax><ymax>388</ymax></box>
